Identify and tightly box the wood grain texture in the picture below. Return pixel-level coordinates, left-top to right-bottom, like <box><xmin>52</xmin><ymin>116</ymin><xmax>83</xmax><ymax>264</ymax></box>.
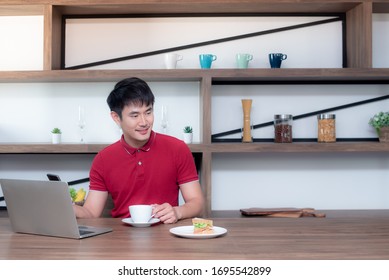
<box><xmin>1</xmin><ymin>210</ymin><xmax>389</xmax><ymax>259</ymax></box>
<box><xmin>346</xmin><ymin>2</ymin><xmax>373</xmax><ymax>68</ymax></box>
<box><xmin>43</xmin><ymin>4</ymin><xmax>62</xmax><ymax>70</ymax></box>
<box><xmin>0</xmin><ymin>1</ymin><xmax>365</xmax><ymax>15</ymax></box>
<box><xmin>1</xmin><ymin>69</ymin><xmax>389</xmax><ymax>83</ymax></box>
<box><xmin>0</xmin><ymin>5</ymin><xmax>44</xmax><ymax>16</ymax></box>
<box><xmin>1</xmin><ymin>1</ymin><xmax>387</xmax><ymax>16</ymax></box>
<box><xmin>2</xmin><ymin>142</ymin><xmax>389</xmax><ymax>154</ymax></box>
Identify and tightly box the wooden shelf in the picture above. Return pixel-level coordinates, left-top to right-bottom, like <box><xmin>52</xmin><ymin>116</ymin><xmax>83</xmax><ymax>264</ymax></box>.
<box><xmin>2</xmin><ymin>1</ymin><xmax>388</xmax><ymax>16</ymax></box>
<box><xmin>0</xmin><ymin>143</ymin><xmax>206</xmax><ymax>154</ymax></box>
<box><xmin>0</xmin><ymin>143</ymin><xmax>109</xmax><ymax>154</ymax></box>
<box><xmin>1</xmin><ymin>68</ymin><xmax>389</xmax><ymax>83</ymax></box>
<box><xmin>373</xmin><ymin>2</ymin><xmax>389</xmax><ymax>13</ymax></box>
<box><xmin>0</xmin><ymin>5</ymin><xmax>44</xmax><ymax>16</ymax></box>
<box><xmin>208</xmin><ymin>142</ymin><xmax>389</xmax><ymax>153</ymax></box>
<box><xmin>1</xmin><ymin>142</ymin><xmax>389</xmax><ymax>154</ymax></box>
<box><xmin>57</xmin><ymin>1</ymin><xmax>360</xmax><ymax>15</ymax></box>
<box><xmin>210</xmin><ymin>68</ymin><xmax>389</xmax><ymax>83</ymax></box>
<box><xmin>0</xmin><ymin>69</ymin><xmax>204</xmax><ymax>83</ymax></box>
<box><xmin>0</xmin><ymin>1</ymin><xmax>366</xmax><ymax>16</ymax></box>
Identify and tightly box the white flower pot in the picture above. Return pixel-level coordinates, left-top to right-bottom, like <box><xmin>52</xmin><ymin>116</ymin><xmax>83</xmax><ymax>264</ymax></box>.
<box><xmin>52</xmin><ymin>133</ymin><xmax>61</xmax><ymax>144</ymax></box>
<box><xmin>183</xmin><ymin>133</ymin><xmax>193</xmax><ymax>144</ymax></box>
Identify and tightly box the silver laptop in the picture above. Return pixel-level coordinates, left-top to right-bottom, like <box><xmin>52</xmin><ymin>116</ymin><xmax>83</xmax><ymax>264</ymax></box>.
<box><xmin>0</xmin><ymin>178</ymin><xmax>112</xmax><ymax>239</ymax></box>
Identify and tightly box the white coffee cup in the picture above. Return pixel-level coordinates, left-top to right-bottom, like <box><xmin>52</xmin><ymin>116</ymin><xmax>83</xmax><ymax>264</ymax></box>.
<box><xmin>129</xmin><ymin>205</ymin><xmax>153</xmax><ymax>223</ymax></box>
<box><xmin>164</xmin><ymin>53</ymin><xmax>183</xmax><ymax>69</ymax></box>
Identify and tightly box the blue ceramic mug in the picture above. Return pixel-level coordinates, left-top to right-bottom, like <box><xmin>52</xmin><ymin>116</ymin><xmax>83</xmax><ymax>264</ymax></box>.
<box><xmin>199</xmin><ymin>54</ymin><xmax>217</xmax><ymax>69</ymax></box>
<box><xmin>269</xmin><ymin>53</ymin><xmax>287</xmax><ymax>68</ymax></box>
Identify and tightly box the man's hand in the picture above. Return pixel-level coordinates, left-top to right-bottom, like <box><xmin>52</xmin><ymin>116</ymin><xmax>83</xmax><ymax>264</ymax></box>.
<box><xmin>151</xmin><ymin>181</ymin><xmax>204</xmax><ymax>224</ymax></box>
<box><xmin>152</xmin><ymin>203</ymin><xmax>179</xmax><ymax>224</ymax></box>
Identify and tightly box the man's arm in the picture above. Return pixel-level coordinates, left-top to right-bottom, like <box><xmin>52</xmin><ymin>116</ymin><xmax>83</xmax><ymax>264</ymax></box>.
<box><xmin>153</xmin><ymin>180</ymin><xmax>204</xmax><ymax>223</ymax></box>
<box><xmin>175</xmin><ymin>180</ymin><xmax>204</xmax><ymax>219</ymax></box>
<box><xmin>73</xmin><ymin>190</ymin><xmax>108</xmax><ymax>218</ymax></box>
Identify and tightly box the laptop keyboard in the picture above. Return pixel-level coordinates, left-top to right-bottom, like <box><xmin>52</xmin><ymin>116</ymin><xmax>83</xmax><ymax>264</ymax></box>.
<box><xmin>79</xmin><ymin>229</ymin><xmax>94</xmax><ymax>236</ymax></box>
<box><xmin>78</xmin><ymin>226</ymin><xmax>94</xmax><ymax>236</ymax></box>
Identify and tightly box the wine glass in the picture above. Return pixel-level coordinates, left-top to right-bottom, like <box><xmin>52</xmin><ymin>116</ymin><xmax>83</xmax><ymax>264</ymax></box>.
<box><xmin>161</xmin><ymin>105</ymin><xmax>168</xmax><ymax>134</ymax></box>
<box><xmin>77</xmin><ymin>106</ymin><xmax>86</xmax><ymax>143</ymax></box>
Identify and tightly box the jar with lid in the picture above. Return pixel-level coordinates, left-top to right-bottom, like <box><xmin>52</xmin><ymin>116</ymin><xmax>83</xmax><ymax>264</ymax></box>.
<box><xmin>317</xmin><ymin>114</ymin><xmax>336</xmax><ymax>143</ymax></box>
<box><xmin>274</xmin><ymin>114</ymin><xmax>293</xmax><ymax>143</ymax></box>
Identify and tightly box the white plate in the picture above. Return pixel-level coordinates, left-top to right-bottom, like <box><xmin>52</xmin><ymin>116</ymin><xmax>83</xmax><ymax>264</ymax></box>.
<box><xmin>122</xmin><ymin>218</ymin><xmax>160</xmax><ymax>227</ymax></box>
<box><xmin>169</xmin><ymin>226</ymin><xmax>227</xmax><ymax>239</ymax></box>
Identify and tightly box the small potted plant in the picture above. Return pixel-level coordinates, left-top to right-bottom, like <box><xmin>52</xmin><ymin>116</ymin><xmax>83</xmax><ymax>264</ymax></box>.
<box><xmin>369</xmin><ymin>111</ymin><xmax>389</xmax><ymax>142</ymax></box>
<box><xmin>51</xmin><ymin>127</ymin><xmax>62</xmax><ymax>144</ymax></box>
<box><xmin>183</xmin><ymin>126</ymin><xmax>193</xmax><ymax>144</ymax></box>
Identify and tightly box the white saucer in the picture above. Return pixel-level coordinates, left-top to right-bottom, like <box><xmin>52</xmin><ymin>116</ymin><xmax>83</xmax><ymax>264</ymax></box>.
<box><xmin>169</xmin><ymin>226</ymin><xmax>227</xmax><ymax>239</ymax></box>
<box><xmin>122</xmin><ymin>218</ymin><xmax>160</xmax><ymax>227</ymax></box>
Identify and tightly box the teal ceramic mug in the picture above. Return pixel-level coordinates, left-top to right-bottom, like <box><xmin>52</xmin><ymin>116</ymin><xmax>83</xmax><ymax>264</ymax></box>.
<box><xmin>236</xmin><ymin>53</ymin><xmax>253</xmax><ymax>69</ymax></box>
<box><xmin>199</xmin><ymin>54</ymin><xmax>217</xmax><ymax>69</ymax></box>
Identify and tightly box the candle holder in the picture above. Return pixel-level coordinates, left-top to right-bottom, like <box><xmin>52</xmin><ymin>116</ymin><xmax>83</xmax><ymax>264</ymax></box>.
<box><xmin>161</xmin><ymin>105</ymin><xmax>168</xmax><ymax>134</ymax></box>
<box><xmin>241</xmin><ymin>99</ymin><xmax>253</xmax><ymax>143</ymax></box>
<box><xmin>77</xmin><ymin>106</ymin><xmax>86</xmax><ymax>143</ymax></box>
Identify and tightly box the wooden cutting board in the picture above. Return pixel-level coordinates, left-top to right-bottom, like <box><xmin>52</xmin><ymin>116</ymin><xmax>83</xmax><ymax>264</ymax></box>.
<box><xmin>240</xmin><ymin>207</ymin><xmax>326</xmax><ymax>218</ymax></box>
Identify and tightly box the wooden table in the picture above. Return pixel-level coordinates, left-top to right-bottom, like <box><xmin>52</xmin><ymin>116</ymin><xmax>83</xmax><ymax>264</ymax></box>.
<box><xmin>1</xmin><ymin>210</ymin><xmax>389</xmax><ymax>260</ymax></box>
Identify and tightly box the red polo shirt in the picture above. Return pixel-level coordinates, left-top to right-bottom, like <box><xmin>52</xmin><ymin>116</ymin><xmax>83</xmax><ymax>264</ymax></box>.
<box><xmin>89</xmin><ymin>131</ymin><xmax>199</xmax><ymax>218</ymax></box>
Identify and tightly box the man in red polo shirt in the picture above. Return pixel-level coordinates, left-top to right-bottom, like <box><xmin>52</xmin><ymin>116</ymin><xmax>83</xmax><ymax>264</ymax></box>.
<box><xmin>73</xmin><ymin>77</ymin><xmax>204</xmax><ymax>223</ymax></box>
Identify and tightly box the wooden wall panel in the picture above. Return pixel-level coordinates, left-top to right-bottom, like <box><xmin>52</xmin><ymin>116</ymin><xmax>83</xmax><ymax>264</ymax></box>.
<box><xmin>43</xmin><ymin>5</ymin><xmax>62</xmax><ymax>70</ymax></box>
<box><xmin>346</xmin><ymin>2</ymin><xmax>373</xmax><ymax>68</ymax></box>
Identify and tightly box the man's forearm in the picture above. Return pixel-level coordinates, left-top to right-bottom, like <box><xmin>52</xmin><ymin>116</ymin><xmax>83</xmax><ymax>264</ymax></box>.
<box><xmin>174</xmin><ymin>197</ymin><xmax>204</xmax><ymax>220</ymax></box>
<box><xmin>73</xmin><ymin>204</ymin><xmax>97</xmax><ymax>219</ymax></box>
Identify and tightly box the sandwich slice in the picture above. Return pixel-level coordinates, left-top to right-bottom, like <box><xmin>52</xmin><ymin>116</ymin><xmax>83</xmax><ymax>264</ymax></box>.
<box><xmin>192</xmin><ymin>218</ymin><xmax>214</xmax><ymax>234</ymax></box>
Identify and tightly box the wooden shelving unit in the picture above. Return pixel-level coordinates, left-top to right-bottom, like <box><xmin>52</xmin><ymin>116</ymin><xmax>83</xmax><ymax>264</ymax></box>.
<box><xmin>2</xmin><ymin>142</ymin><xmax>389</xmax><ymax>154</ymax></box>
<box><xmin>1</xmin><ymin>0</ymin><xmax>388</xmax><ymax>216</ymax></box>
<box><xmin>1</xmin><ymin>68</ymin><xmax>389</xmax><ymax>83</ymax></box>
<box><xmin>0</xmin><ymin>69</ymin><xmax>205</xmax><ymax>83</ymax></box>
<box><xmin>0</xmin><ymin>143</ymin><xmax>109</xmax><ymax>154</ymax></box>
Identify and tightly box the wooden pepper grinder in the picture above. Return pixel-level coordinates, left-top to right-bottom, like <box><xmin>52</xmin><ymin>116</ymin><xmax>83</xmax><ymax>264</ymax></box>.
<box><xmin>241</xmin><ymin>99</ymin><xmax>253</xmax><ymax>142</ymax></box>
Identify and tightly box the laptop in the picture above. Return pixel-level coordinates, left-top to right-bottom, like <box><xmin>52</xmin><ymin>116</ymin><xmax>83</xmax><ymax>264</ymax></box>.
<box><xmin>0</xmin><ymin>178</ymin><xmax>112</xmax><ymax>239</ymax></box>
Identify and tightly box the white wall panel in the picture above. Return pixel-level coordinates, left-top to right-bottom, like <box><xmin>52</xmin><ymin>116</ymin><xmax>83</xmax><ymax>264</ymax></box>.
<box><xmin>65</xmin><ymin>16</ymin><xmax>342</xmax><ymax>69</ymax></box>
<box><xmin>0</xmin><ymin>16</ymin><xmax>43</xmax><ymax>70</ymax></box>
<box><xmin>0</xmin><ymin>82</ymin><xmax>200</xmax><ymax>143</ymax></box>
<box><xmin>212</xmin><ymin>153</ymin><xmax>389</xmax><ymax>210</ymax></box>
<box><xmin>373</xmin><ymin>14</ymin><xmax>389</xmax><ymax>68</ymax></box>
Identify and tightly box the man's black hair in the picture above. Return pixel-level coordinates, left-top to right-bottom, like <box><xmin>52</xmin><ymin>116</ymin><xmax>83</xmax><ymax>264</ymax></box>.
<box><xmin>107</xmin><ymin>77</ymin><xmax>155</xmax><ymax>118</ymax></box>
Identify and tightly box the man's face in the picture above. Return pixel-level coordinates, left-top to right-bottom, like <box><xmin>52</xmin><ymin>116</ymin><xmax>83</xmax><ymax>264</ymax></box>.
<box><xmin>111</xmin><ymin>102</ymin><xmax>154</xmax><ymax>148</ymax></box>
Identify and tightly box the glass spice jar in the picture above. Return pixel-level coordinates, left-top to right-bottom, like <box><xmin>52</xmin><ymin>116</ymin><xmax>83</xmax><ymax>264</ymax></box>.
<box><xmin>317</xmin><ymin>114</ymin><xmax>336</xmax><ymax>143</ymax></box>
<box><xmin>274</xmin><ymin>114</ymin><xmax>293</xmax><ymax>143</ymax></box>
